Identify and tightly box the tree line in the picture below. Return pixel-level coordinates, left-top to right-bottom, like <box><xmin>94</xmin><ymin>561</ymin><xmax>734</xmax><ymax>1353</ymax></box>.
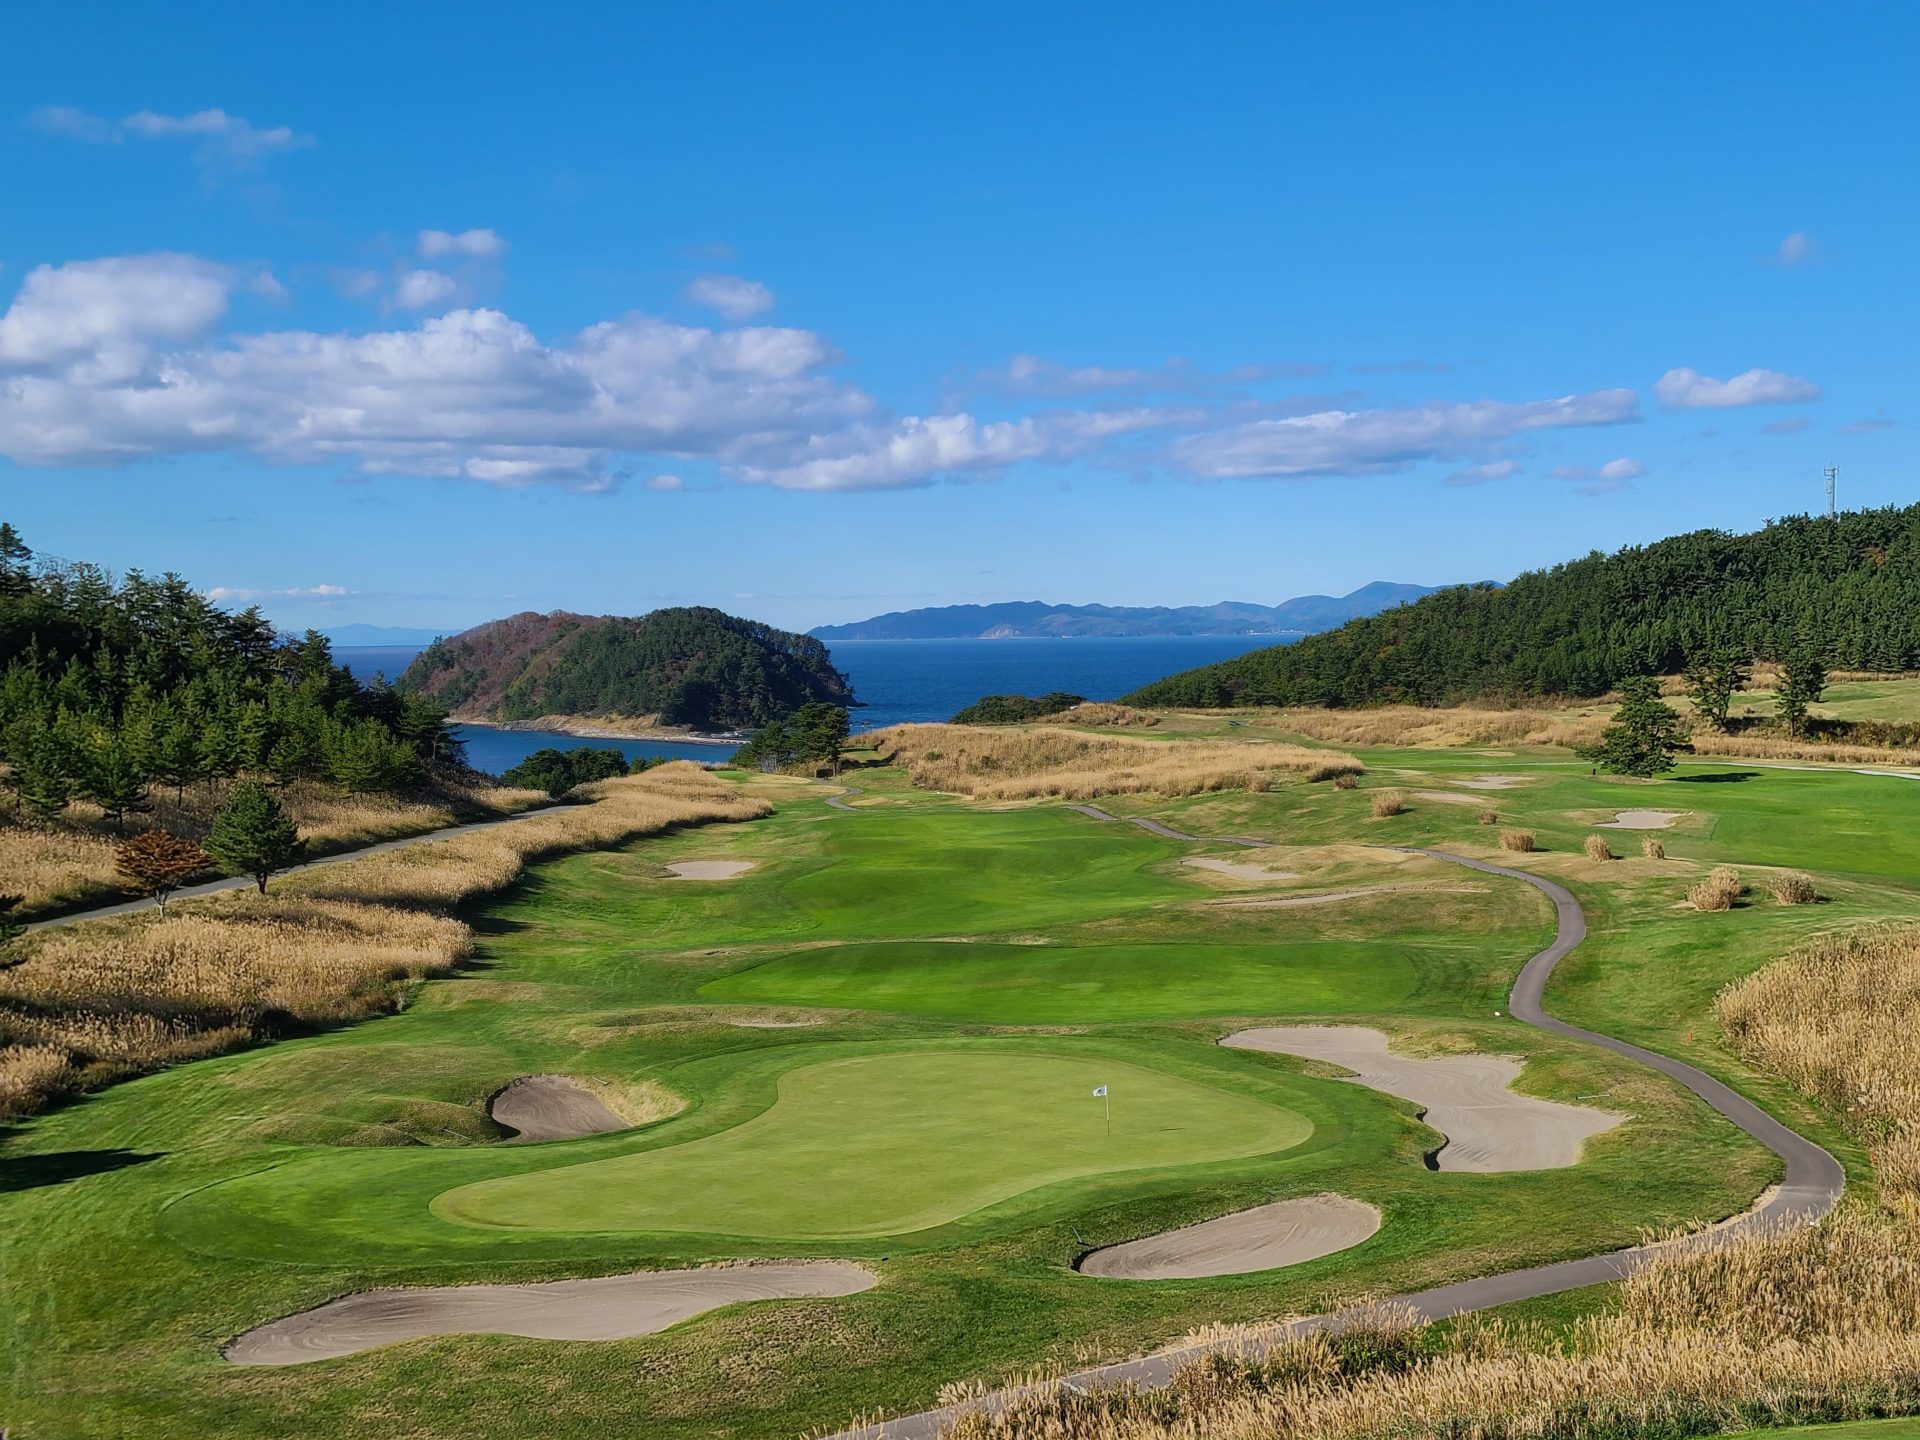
<box><xmin>1126</xmin><ymin>507</ymin><xmax>1920</xmax><ymax>709</ymax></box>
<box><xmin>0</xmin><ymin>523</ymin><xmax>461</xmax><ymax>830</ymax></box>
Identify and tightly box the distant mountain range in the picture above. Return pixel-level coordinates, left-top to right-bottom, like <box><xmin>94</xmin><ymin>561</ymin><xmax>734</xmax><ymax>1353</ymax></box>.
<box><xmin>809</xmin><ymin>583</ymin><xmax>1446</xmax><ymax>641</ymax></box>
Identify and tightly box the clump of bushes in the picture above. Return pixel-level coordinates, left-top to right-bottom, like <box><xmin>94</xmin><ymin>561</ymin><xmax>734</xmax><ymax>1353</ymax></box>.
<box><xmin>1308</xmin><ymin>758</ymin><xmax>1367</xmax><ymax>783</ymax></box>
<box><xmin>1477</xmin><ymin>809</ymin><xmax>1498</xmax><ymax>826</ymax></box>
<box><xmin>1333</xmin><ymin>773</ymin><xmax>1359</xmax><ymax>790</ymax></box>
<box><xmin>1370</xmin><ymin>790</ymin><xmax>1405</xmax><ymax>818</ymax></box>
<box><xmin>1642</xmin><ymin>835</ymin><xmax>1666</xmax><ymax>860</ymax></box>
<box><xmin>1769</xmin><ymin>870</ymin><xmax>1821</xmax><ymax>905</ymax></box>
<box><xmin>1500</xmin><ymin>829</ymin><xmax>1536</xmax><ymax>853</ymax></box>
<box><xmin>1584</xmin><ymin>835</ymin><xmax>1613</xmax><ymax>862</ymax></box>
<box><xmin>950</xmin><ymin>692</ymin><xmax>1087</xmax><ymax>725</ymax></box>
<box><xmin>1690</xmin><ymin>866</ymin><xmax>1744</xmax><ymax>911</ymax></box>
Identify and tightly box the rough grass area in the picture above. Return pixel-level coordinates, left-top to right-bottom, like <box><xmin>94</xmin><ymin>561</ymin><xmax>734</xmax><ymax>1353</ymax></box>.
<box><xmin>870</xmin><ymin>723</ymin><xmax>1358</xmax><ymax>800</ymax></box>
<box><xmin>0</xmin><ymin>765</ymin><xmax>764</xmax><ymax>1121</ymax></box>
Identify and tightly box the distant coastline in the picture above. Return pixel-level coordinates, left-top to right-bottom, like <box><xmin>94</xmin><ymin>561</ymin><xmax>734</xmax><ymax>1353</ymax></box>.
<box><xmin>450</xmin><ymin>714</ymin><xmax>748</xmax><ymax>746</ymax></box>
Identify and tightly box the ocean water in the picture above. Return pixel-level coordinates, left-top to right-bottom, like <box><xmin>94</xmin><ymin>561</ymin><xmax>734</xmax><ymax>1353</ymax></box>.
<box><xmin>334</xmin><ymin>634</ymin><xmax>1281</xmax><ymax>774</ymax></box>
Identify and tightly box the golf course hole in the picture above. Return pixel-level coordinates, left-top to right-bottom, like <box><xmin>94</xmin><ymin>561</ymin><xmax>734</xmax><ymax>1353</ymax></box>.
<box><xmin>1221</xmin><ymin>1025</ymin><xmax>1619</xmax><ymax>1172</ymax></box>
<box><xmin>666</xmin><ymin>860</ymin><xmax>757</xmax><ymax>880</ymax></box>
<box><xmin>1077</xmin><ymin>1193</ymin><xmax>1381</xmax><ymax>1279</ymax></box>
<box><xmin>439</xmin><ymin>1049</ymin><xmax>1313</xmax><ymax>1240</ymax></box>
<box><xmin>223</xmin><ymin>1260</ymin><xmax>877</xmax><ymax>1365</ymax></box>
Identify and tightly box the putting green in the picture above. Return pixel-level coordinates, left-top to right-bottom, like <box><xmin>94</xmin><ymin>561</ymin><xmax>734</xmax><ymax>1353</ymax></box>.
<box><xmin>436</xmin><ymin>1049</ymin><xmax>1311</xmax><ymax>1239</ymax></box>
<box><xmin>701</xmin><ymin>939</ymin><xmax>1416</xmax><ymax>1022</ymax></box>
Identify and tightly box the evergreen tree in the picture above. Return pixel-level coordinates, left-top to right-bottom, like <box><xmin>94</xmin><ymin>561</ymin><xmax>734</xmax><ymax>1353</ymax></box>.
<box><xmin>1580</xmin><ymin>677</ymin><xmax>1694</xmax><ymax>778</ymax></box>
<box><xmin>1683</xmin><ymin>648</ymin><xmax>1750</xmax><ymax>732</ymax></box>
<box><xmin>152</xmin><ymin>717</ymin><xmax>202</xmax><ymax>801</ymax></box>
<box><xmin>1777</xmin><ymin>648</ymin><xmax>1828</xmax><ymax>738</ymax></box>
<box><xmin>17</xmin><ymin>732</ymin><xmax>72</xmax><ymax>824</ymax></box>
<box><xmin>83</xmin><ymin>735</ymin><xmax>151</xmax><ymax>834</ymax></box>
<box><xmin>500</xmin><ymin>746</ymin><xmax>631</xmax><ymax>797</ymax></box>
<box><xmin>205</xmin><ymin>783</ymin><xmax>303</xmax><ymax>895</ymax></box>
<box><xmin>789</xmin><ymin>703</ymin><xmax>852</xmax><ymax>775</ymax></box>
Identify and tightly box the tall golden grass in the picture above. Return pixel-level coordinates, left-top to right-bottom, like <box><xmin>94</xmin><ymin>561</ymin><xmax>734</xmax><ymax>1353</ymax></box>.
<box><xmin>871</xmin><ymin>724</ymin><xmax>1360</xmax><ymax>801</ymax></box>
<box><xmin>1690</xmin><ymin>867</ymin><xmax>1744</xmax><ymax>912</ymax></box>
<box><xmin>2</xmin><ymin>774</ymin><xmax>548</xmax><ymax>918</ymax></box>
<box><xmin>1719</xmin><ymin>925</ymin><xmax>1920</xmax><ymax>1211</ymax></box>
<box><xmin>937</xmin><ymin>1214</ymin><xmax>1920</xmax><ymax>1440</ymax></box>
<box><xmin>1034</xmin><ymin>703</ymin><xmax>1161</xmax><ymax>728</ymax></box>
<box><xmin>0</xmin><ymin>765</ymin><xmax>766</xmax><ymax>1121</ymax></box>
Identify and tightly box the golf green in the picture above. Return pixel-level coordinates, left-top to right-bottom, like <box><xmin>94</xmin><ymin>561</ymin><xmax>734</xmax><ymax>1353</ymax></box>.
<box><xmin>701</xmin><ymin>938</ymin><xmax>1417</xmax><ymax>1022</ymax></box>
<box><xmin>435</xmin><ymin>1049</ymin><xmax>1312</xmax><ymax>1238</ymax></box>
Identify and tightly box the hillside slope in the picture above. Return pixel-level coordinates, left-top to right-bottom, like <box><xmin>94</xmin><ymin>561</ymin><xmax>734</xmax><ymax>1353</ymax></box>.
<box><xmin>398</xmin><ymin>608</ymin><xmax>854</xmax><ymax>731</ymax></box>
<box><xmin>1126</xmin><ymin>507</ymin><xmax>1920</xmax><ymax>708</ymax></box>
<box><xmin>810</xmin><ymin>582</ymin><xmax>1441</xmax><ymax>640</ymax></box>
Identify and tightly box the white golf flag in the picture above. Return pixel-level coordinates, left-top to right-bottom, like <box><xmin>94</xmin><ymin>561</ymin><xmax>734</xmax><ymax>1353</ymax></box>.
<box><xmin>1091</xmin><ymin>1085</ymin><xmax>1108</xmax><ymax>1097</ymax></box>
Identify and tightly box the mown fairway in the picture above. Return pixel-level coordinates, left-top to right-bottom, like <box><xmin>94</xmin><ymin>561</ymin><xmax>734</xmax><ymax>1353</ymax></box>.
<box><xmin>5</xmin><ymin>747</ymin><xmax>1889</xmax><ymax>1440</ymax></box>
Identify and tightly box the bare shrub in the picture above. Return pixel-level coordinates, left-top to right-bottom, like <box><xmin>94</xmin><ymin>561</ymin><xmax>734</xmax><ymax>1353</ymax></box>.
<box><xmin>1769</xmin><ymin>871</ymin><xmax>1820</xmax><ymax>905</ymax></box>
<box><xmin>1690</xmin><ymin>866</ymin><xmax>1744</xmax><ymax>911</ymax></box>
<box><xmin>1369</xmin><ymin>790</ymin><xmax>1405</xmax><ymax>818</ymax></box>
<box><xmin>1642</xmin><ymin>835</ymin><xmax>1666</xmax><ymax>859</ymax></box>
<box><xmin>1307</xmin><ymin>758</ymin><xmax>1366</xmax><ymax>783</ymax></box>
<box><xmin>0</xmin><ymin>765</ymin><xmax>766</xmax><ymax>1122</ymax></box>
<box><xmin>1333</xmin><ymin>773</ymin><xmax>1359</xmax><ymax>791</ymax></box>
<box><xmin>870</xmin><ymin>724</ymin><xmax>1359</xmax><ymax>801</ymax></box>
<box><xmin>1477</xmin><ymin>809</ymin><xmax>1498</xmax><ymax>825</ymax></box>
<box><xmin>1499</xmin><ymin>829</ymin><xmax>1535</xmax><ymax>852</ymax></box>
<box><xmin>1583</xmin><ymin>835</ymin><xmax>1612</xmax><ymax>862</ymax></box>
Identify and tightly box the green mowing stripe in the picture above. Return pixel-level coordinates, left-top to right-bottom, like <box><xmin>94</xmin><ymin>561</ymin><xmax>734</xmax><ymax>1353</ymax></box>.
<box><xmin>432</xmin><ymin>1049</ymin><xmax>1312</xmax><ymax>1238</ymax></box>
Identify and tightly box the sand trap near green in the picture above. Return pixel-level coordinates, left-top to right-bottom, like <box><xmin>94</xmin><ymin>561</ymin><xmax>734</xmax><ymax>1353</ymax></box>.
<box><xmin>437</xmin><ymin>1051</ymin><xmax>1311</xmax><ymax>1240</ymax></box>
<box><xmin>700</xmin><ymin>939</ymin><xmax>1415</xmax><ymax>1023</ymax></box>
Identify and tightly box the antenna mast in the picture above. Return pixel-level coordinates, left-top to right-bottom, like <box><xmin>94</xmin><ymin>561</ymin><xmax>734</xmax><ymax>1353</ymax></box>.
<box><xmin>1824</xmin><ymin>465</ymin><xmax>1837</xmax><ymax>519</ymax></box>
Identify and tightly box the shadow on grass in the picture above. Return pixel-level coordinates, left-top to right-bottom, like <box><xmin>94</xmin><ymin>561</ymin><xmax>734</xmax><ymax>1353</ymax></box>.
<box><xmin>0</xmin><ymin>1147</ymin><xmax>161</xmax><ymax>1192</ymax></box>
<box><xmin>1675</xmin><ymin>771</ymin><xmax>1760</xmax><ymax>783</ymax></box>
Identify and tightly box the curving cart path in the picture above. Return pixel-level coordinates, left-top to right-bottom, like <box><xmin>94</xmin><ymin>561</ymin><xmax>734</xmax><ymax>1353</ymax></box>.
<box><xmin>828</xmin><ymin>805</ymin><xmax>1845</xmax><ymax>1440</ymax></box>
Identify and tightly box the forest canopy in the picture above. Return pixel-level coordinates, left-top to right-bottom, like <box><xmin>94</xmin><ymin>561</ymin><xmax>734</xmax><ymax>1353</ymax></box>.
<box><xmin>1126</xmin><ymin>506</ymin><xmax>1920</xmax><ymax>709</ymax></box>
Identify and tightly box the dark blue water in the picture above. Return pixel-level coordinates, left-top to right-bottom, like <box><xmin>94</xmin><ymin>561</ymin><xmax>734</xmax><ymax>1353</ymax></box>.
<box><xmin>334</xmin><ymin>634</ymin><xmax>1280</xmax><ymax>773</ymax></box>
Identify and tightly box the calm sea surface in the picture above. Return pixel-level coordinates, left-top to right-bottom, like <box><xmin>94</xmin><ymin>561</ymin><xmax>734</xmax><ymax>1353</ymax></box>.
<box><xmin>335</xmin><ymin>634</ymin><xmax>1281</xmax><ymax>775</ymax></box>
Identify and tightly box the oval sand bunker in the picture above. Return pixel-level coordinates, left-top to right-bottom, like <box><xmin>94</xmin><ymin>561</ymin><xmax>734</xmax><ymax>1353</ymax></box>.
<box><xmin>224</xmin><ymin>1260</ymin><xmax>876</xmax><ymax>1365</ymax></box>
<box><xmin>666</xmin><ymin>860</ymin><xmax>756</xmax><ymax>880</ymax></box>
<box><xmin>1222</xmin><ymin>1025</ymin><xmax>1619</xmax><ymax>1172</ymax></box>
<box><xmin>1599</xmin><ymin>810</ymin><xmax>1689</xmax><ymax>830</ymax></box>
<box><xmin>1182</xmin><ymin>856</ymin><xmax>1298</xmax><ymax>883</ymax></box>
<box><xmin>1079</xmin><ymin>1193</ymin><xmax>1380</xmax><ymax>1279</ymax></box>
<box><xmin>491</xmin><ymin>1076</ymin><xmax>628</xmax><ymax>1143</ymax></box>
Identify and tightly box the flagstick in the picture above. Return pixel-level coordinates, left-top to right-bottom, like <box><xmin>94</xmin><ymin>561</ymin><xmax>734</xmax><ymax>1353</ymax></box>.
<box><xmin>1104</xmin><ymin>1089</ymin><xmax>1111</xmax><ymax>1137</ymax></box>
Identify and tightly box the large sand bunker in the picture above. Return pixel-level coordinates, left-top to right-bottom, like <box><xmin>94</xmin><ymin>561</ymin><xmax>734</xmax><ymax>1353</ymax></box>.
<box><xmin>1078</xmin><ymin>1193</ymin><xmax>1381</xmax><ymax>1279</ymax></box>
<box><xmin>1222</xmin><ymin>1025</ymin><xmax>1619</xmax><ymax>1172</ymax></box>
<box><xmin>666</xmin><ymin>859</ymin><xmax>756</xmax><ymax>880</ymax></box>
<box><xmin>1217</xmin><ymin>883</ymin><xmax>1483</xmax><ymax>910</ymax></box>
<box><xmin>224</xmin><ymin>1261</ymin><xmax>877</xmax><ymax>1365</ymax></box>
<box><xmin>1599</xmin><ymin>810</ymin><xmax>1689</xmax><ymax>830</ymax></box>
<box><xmin>1182</xmin><ymin>856</ymin><xmax>1298</xmax><ymax>883</ymax></box>
<box><xmin>490</xmin><ymin>1076</ymin><xmax>628</xmax><ymax>1143</ymax></box>
<box><xmin>1451</xmin><ymin>775</ymin><xmax>1532</xmax><ymax>790</ymax></box>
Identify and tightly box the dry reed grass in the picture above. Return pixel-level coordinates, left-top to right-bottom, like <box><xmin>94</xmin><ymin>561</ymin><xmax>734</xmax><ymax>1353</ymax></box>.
<box><xmin>1642</xmin><ymin>836</ymin><xmax>1666</xmax><ymax>860</ymax></box>
<box><xmin>0</xmin><ymin>765</ymin><xmax>766</xmax><ymax>1121</ymax></box>
<box><xmin>1719</xmin><ymin>925</ymin><xmax>1920</xmax><ymax>1211</ymax></box>
<box><xmin>871</xmin><ymin>725</ymin><xmax>1360</xmax><ymax>801</ymax></box>
<box><xmin>1690</xmin><ymin>867</ymin><xmax>1744</xmax><ymax>912</ymax></box>
<box><xmin>1256</xmin><ymin>704</ymin><xmax>1598</xmax><ymax>750</ymax></box>
<box><xmin>1500</xmin><ymin>829</ymin><xmax>1536</xmax><ymax>853</ymax></box>
<box><xmin>1478</xmin><ymin>809</ymin><xmax>1499</xmax><ymax>826</ymax></box>
<box><xmin>1035</xmin><ymin>703</ymin><xmax>1161</xmax><ymax>728</ymax></box>
<box><xmin>1333</xmin><ymin>774</ymin><xmax>1359</xmax><ymax>791</ymax></box>
<box><xmin>1689</xmin><ymin>733</ymin><xmax>1920</xmax><ymax>768</ymax></box>
<box><xmin>1369</xmin><ymin>790</ymin><xmax>1405</xmax><ymax>818</ymax></box>
<box><xmin>1308</xmin><ymin>759</ymin><xmax>1367</xmax><ymax>783</ymax></box>
<box><xmin>1769</xmin><ymin>872</ymin><xmax>1821</xmax><ymax>905</ymax></box>
<box><xmin>940</xmin><ymin>1213</ymin><xmax>1920</xmax><ymax>1440</ymax></box>
<box><xmin>1584</xmin><ymin>835</ymin><xmax>1613</xmax><ymax>862</ymax></box>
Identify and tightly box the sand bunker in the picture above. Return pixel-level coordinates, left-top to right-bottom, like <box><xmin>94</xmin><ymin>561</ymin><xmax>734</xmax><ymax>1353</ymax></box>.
<box><xmin>1222</xmin><ymin>1025</ymin><xmax>1619</xmax><ymax>1172</ymax></box>
<box><xmin>1413</xmin><ymin>791</ymin><xmax>1493</xmax><ymax>807</ymax></box>
<box><xmin>1451</xmin><ymin>775</ymin><xmax>1532</xmax><ymax>790</ymax></box>
<box><xmin>224</xmin><ymin>1261</ymin><xmax>876</xmax><ymax>1365</ymax></box>
<box><xmin>666</xmin><ymin>860</ymin><xmax>756</xmax><ymax>880</ymax></box>
<box><xmin>722</xmin><ymin>1014</ymin><xmax>827</xmax><ymax>1029</ymax></box>
<box><xmin>1078</xmin><ymin>1194</ymin><xmax>1381</xmax><ymax>1279</ymax></box>
<box><xmin>1182</xmin><ymin>856</ymin><xmax>1299</xmax><ymax>883</ymax></box>
<box><xmin>1217</xmin><ymin>884</ymin><xmax>1483</xmax><ymax>910</ymax></box>
<box><xmin>490</xmin><ymin>1076</ymin><xmax>628</xmax><ymax>1143</ymax></box>
<box><xmin>1599</xmin><ymin>810</ymin><xmax>1689</xmax><ymax>830</ymax></box>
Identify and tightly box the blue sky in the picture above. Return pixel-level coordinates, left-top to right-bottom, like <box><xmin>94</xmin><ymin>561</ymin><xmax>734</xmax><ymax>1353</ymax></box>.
<box><xmin>1</xmin><ymin>3</ymin><xmax>1912</xmax><ymax>634</ymax></box>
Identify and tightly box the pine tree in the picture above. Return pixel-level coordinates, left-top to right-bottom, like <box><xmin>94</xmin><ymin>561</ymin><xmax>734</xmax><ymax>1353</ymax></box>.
<box><xmin>1777</xmin><ymin>648</ymin><xmax>1828</xmax><ymax>739</ymax></box>
<box><xmin>1580</xmin><ymin>676</ymin><xmax>1694</xmax><ymax>778</ymax></box>
<box><xmin>18</xmin><ymin>733</ymin><xmax>72</xmax><ymax>824</ymax></box>
<box><xmin>84</xmin><ymin>735</ymin><xmax>151</xmax><ymax>834</ymax></box>
<box><xmin>1682</xmin><ymin>648</ymin><xmax>1750</xmax><ymax>732</ymax></box>
<box><xmin>205</xmin><ymin>783</ymin><xmax>303</xmax><ymax>895</ymax></box>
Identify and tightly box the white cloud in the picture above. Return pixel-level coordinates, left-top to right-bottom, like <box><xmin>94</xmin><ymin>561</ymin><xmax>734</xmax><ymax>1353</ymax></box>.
<box><xmin>983</xmin><ymin>353</ymin><xmax>1326</xmax><ymax>398</ymax></box>
<box><xmin>393</xmin><ymin>269</ymin><xmax>458</xmax><ymax>311</ymax></box>
<box><xmin>1654</xmin><ymin>367</ymin><xmax>1819</xmax><ymax>408</ymax></box>
<box><xmin>0</xmin><ymin>254</ymin><xmax>231</xmax><ymax>368</ymax></box>
<box><xmin>1443</xmin><ymin>459</ymin><xmax>1520</xmax><ymax>487</ymax></box>
<box><xmin>1171</xmin><ymin>391</ymin><xmax>1640</xmax><ymax>479</ymax></box>
<box><xmin>1776</xmin><ymin>231</ymin><xmax>1815</xmax><ymax>266</ymax></box>
<box><xmin>646</xmin><ymin>474</ymin><xmax>685</xmax><ymax>491</ymax></box>
<box><xmin>684</xmin><ymin>273</ymin><xmax>775</xmax><ymax>321</ymax></box>
<box><xmin>1598</xmin><ymin>457</ymin><xmax>1645</xmax><ymax>482</ymax></box>
<box><xmin>418</xmin><ymin>228</ymin><xmax>506</xmax><ymax>260</ymax></box>
<box><xmin>31</xmin><ymin>106</ymin><xmax>309</xmax><ymax>161</ymax></box>
<box><xmin>205</xmin><ymin>583</ymin><xmax>350</xmax><ymax>603</ymax></box>
<box><xmin>1553</xmin><ymin>457</ymin><xmax>1644</xmax><ymax>495</ymax></box>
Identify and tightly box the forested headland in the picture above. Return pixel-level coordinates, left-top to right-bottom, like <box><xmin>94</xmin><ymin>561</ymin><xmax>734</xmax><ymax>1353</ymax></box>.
<box><xmin>1127</xmin><ymin>506</ymin><xmax>1920</xmax><ymax>709</ymax></box>
<box><xmin>398</xmin><ymin>607</ymin><xmax>856</xmax><ymax>732</ymax></box>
